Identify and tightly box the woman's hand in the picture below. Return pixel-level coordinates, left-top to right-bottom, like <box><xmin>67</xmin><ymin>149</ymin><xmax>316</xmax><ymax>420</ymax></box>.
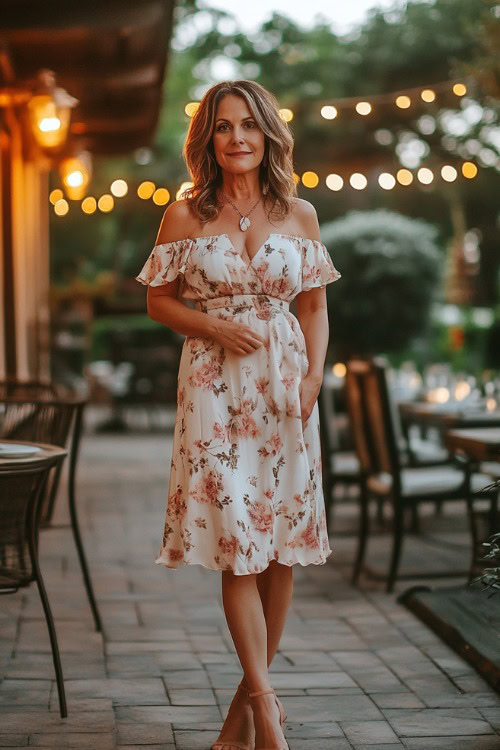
<box><xmin>299</xmin><ymin>372</ymin><xmax>322</xmax><ymax>429</ymax></box>
<box><xmin>212</xmin><ymin>319</ymin><xmax>267</xmax><ymax>356</ymax></box>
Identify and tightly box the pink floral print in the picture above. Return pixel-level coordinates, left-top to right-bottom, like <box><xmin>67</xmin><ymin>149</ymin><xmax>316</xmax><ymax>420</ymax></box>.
<box><xmin>136</xmin><ymin>232</ymin><xmax>341</xmax><ymax>574</ymax></box>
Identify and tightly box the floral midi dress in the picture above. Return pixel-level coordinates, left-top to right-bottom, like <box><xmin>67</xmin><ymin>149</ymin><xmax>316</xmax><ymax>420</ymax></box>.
<box><xmin>136</xmin><ymin>231</ymin><xmax>341</xmax><ymax>575</ymax></box>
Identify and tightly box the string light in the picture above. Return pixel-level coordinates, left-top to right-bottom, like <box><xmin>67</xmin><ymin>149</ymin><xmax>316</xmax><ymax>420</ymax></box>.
<box><xmin>185</xmin><ymin>102</ymin><xmax>199</xmax><ymax>117</ymax></box>
<box><xmin>98</xmin><ymin>194</ymin><xmax>114</xmax><ymax>212</ymax></box>
<box><xmin>49</xmin><ymin>188</ymin><xmax>64</xmax><ymax>204</ymax></box>
<box><xmin>421</xmin><ymin>89</ymin><xmax>436</xmax><ymax>102</ymax></box>
<box><xmin>137</xmin><ymin>181</ymin><xmax>156</xmax><ymax>199</ymax></box>
<box><xmin>81</xmin><ymin>197</ymin><xmax>97</xmax><ymax>214</ymax></box>
<box><xmin>153</xmin><ymin>188</ymin><xmax>170</xmax><ymax>205</ymax></box>
<box><xmin>355</xmin><ymin>102</ymin><xmax>372</xmax><ymax>116</ymax></box>
<box><xmin>441</xmin><ymin>165</ymin><xmax>458</xmax><ymax>182</ymax></box>
<box><xmin>462</xmin><ymin>161</ymin><xmax>478</xmax><ymax>178</ymax></box>
<box><xmin>396</xmin><ymin>168</ymin><xmax>414</xmax><ymax>185</ymax></box>
<box><xmin>302</xmin><ymin>171</ymin><xmax>319</xmax><ymax>188</ymax></box>
<box><xmin>395</xmin><ymin>95</ymin><xmax>411</xmax><ymax>109</ymax></box>
<box><xmin>378</xmin><ymin>172</ymin><xmax>396</xmax><ymax>190</ymax></box>
<box><xmin>54</xmin><ymin>198</ymin><xmax>69</xmax><ymax>216</ymax></box>
<box><xmin>326</xmin><ymin>173</ymin><xmax>344</xmax><ymax>191</ymax></box>
<box><xmin>417</xmin><ymin>167</ymin><xmax>434</xmax><ymax>184</ymax></box>
<box><xmin>321</xmin><ymin>105</ymin><xmax>338</xmax><ymax>120</ymax></box>
<box><xmin>453</xmin><ymin>83</ymin><xmax>467</xmax><ymax>96</ymax></box>
<box><xmin>350</xmin><ymin>173</ymin><xmax>367</xmax><ymax>190</ymax></box>
<box><xmin>176</xmin><ymin>181</ymin><xmax>193</xmax><ymax>201</ymax></box>
<box><xmin>110</xmin><ymin>179</ymin><xmax>128</xmax><ymax>197</ymax></box>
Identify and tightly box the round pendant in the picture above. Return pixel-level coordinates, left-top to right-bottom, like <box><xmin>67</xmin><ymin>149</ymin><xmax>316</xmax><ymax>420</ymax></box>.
<box><xmin>239</xmin><ymin>216</ymin><xmax>251</xmax><ymax>232</ymax></box>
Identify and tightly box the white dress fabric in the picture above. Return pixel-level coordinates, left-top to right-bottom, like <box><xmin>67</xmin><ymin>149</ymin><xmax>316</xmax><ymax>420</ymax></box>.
<box><xmin>136</xmin><ymin>232</ymin><xmax>341</xmax><ymax>575</ymax></box>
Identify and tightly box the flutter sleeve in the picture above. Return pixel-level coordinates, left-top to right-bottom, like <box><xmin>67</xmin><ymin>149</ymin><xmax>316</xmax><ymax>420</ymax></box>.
<box><xmin>301</xmin><ymin>238</ymin><xmax>341</xmax><ymax>292</ymax></box>
<box><xmin>135</xmin><ymin>238</ymin><xmax>194</xmax><ymax>286</ymax></box>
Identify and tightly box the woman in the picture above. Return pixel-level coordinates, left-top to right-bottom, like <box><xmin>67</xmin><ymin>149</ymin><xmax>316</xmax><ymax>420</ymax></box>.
<box><xmin>136</xmin><ymin>80</ymin><xmax>341</xmax><ymax>750</ymax></box>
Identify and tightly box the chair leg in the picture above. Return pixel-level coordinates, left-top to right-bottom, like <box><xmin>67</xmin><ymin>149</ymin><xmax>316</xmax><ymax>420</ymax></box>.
<box><xmin>410</xmin><ymin>504</ymin><xmax>420</xmax><ymax>534</ymax></box>
<box><xmin>27</xmin><ymin>509</ymin><xmax>67</xmax><ymax>718</ymax></box>
<box><xmin>387</xmin><ymin>501</ymin><xmax>404</xmax><ymax>593</ymax></box>
<box><xmin>68</xmin><ymin>407</ymin><xmax>102</xmax><ymax>632</ymax></box>
<box><xmin>352</xmin><ymin>479</ymin><xmax>369</xmax><ymax>585</ymax></box>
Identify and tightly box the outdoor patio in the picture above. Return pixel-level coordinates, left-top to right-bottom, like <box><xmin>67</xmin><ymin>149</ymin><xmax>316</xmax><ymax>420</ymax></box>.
<box><xmin>1</xmin><ymin>418</ymin><xmax>500</xmax><ymax>750</ymax></box>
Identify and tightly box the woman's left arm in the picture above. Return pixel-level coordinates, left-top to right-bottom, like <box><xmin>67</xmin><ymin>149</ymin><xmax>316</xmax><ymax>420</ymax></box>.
<box><xmin>295</xmin><ymin>199</ymin><xmax>330</xmax><ymax>428</ymax></box>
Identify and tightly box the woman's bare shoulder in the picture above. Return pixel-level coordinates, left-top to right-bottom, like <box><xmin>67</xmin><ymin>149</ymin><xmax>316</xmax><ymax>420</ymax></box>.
<box><xmin>289</xmin><ymin>198</ymin><xmax>321</xmax><ymax>241</ymax></box>
<box><xmin>155</xmin><ymin>200</ymin><xmax>196</xmax><ymax>245</ymax></box>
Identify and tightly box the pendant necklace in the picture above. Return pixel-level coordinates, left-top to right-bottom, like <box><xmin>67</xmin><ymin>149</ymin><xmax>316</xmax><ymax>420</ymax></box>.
<box><xmin>222</xmin><ymin>190</ymin><xmax>261</xmax><ymax>232</ymax></box>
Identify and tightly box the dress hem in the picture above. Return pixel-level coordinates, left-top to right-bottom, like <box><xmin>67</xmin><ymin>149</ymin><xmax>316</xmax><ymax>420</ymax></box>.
<box><xmin>154</xmin><ymin>549</ymin><xmax>333</xmax><ymax>576</ymax></box>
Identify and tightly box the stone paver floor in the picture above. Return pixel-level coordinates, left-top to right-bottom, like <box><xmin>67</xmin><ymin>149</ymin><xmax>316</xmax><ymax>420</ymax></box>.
<box><xmin>1</xmin><ymin>425</ymin><xmax>499</xmax><ymax>749</ymax></box>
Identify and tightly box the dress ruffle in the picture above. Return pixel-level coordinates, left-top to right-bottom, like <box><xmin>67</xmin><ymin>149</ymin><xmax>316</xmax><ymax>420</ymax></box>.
<box><xmin>135</xmin><ymin>238</ymin><xmax>194</xmax><ymax>287</ymax></box>
<box><xmin>301</xmin><ymin>239</ymin><xmax>341</xmax><ymax>291</ymax></box>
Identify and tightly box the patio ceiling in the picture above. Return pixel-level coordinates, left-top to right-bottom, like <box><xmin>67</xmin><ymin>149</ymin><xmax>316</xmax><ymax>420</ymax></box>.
<box><xmin>0</xmin><ymin>0</ymin><xmax>176</xmax><ymax>154</ymax></box>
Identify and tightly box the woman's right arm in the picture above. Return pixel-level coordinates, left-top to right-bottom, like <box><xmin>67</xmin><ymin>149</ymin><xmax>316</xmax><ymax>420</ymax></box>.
<box><xmin>146</xmin><ymin>201</ymin><xmax>265</xmax><ymax>355</ymax></box>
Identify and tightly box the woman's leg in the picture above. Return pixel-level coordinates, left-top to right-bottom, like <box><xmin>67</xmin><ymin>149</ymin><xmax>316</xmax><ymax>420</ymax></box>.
<box><xmin>216</xmin><ymin>566</ymin><xmax>291</xmax><ymax>747</ymax></box>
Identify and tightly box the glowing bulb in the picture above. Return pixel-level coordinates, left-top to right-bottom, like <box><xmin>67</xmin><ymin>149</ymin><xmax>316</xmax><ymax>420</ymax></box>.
<box><xmin>378</xmin><ymin>172</ymin><xmax>396</xmax><ymax>190</ymax></box>
<box><xmin>441</xmin><ymin>165</ymin><xmax>458</xmax><ymax>182</ymax></box>
<box><xmin>421</xmin><ymin>89</ymin><xmax>436</xmax><ymax>102</ymax></box>
<box><xmin>333</xmin><ymin>363</ymin><xmax>346</xmax><ymax>378</ymax></box>
<box><xmin>184</xmin><ymin>102</ymin><xmax>199</xmax><ymax>117</ymax></box>
<box><xmin>54</xmin><ymin>199</ymin><xmax>69</xmax><ymax>216</ymax></box>
<box><xmin>326</xmin><ymin>174</ymin><xmax>343</xmax><ymax>191</ymax></box>
<box><xmin>417</xmin><ymin>167</ymin><xmax>434</xmax><ymax>184</ymax></box>
<box><xmin>279</xmin><ymin>108</ymin><xmax>293</xmax><ymax>122</ymax></box>
<box><xmin>302</xmin><ymin>171</ymin><xmax>319</xmax><ymax>188</ymax></box>
<box><xmin>396</xmin><ymin>95</ymin><xmax>411</xmax><ymax>109</ymax></box>
<box><xmin>40</xmin><ymin>117</ymin><xmax>61</xmax><ymax>132</ymax></box>
<box><xmin>153</xmin><ymin>188</ymin><xmax>170</xmax><ymax>206</ymax></box>
<box><xmin>137</xmin><ymin>181</ymin><xmax>156</xmax><ymax>199</ymax></box>
<box><xmin>454</xmin><ymin>381</ymin><xmax>471</xmax><ymax>401</ymax></box>
<box><xmin>176</xmin><ymin>181</ymin><xmax>194</xmax><ymax>201</ymax></box>
<box><xmin>397</xmin><ymin>169</ymin><xmax>413</xmax><ymax>186</ymax></box>
<box><xmin>81</xmin><ymin>197</ymin><xmax>97</xmax><ymax>214</ymax></box>
<box><xmin>349</xmin><ymin>173</ymin><xmax>367</xmax><ymax>190</ymax></box>
<box><xmin>321</xmin><ymin>105</ymin><xmax>338</xmax><ymax>120</ymax></box>
<box><xmin>462</xmin><ymin>161</ymin><xmax>478</xmax><ymax>178</ymax></box>
<box><xmin>111</xmin><ymin>179</ymin><xmax>128</xmax><ymax>197</ymax></box>
<box><xmin>66</xmin><ymin>170</ymin><xmax>83</xmax><ymax>187</ymax></box>
<box><xmin>355</xmin><ymin>101</ymin><xmax>372</xmax><ymax>116</ymax></box>
<box><xmin>453</xmin><ymin>83</ymin><xmax>467</xmax><ymax>97</ymax></box>
<box><xmin>98</xmin><ymin>194</ymin><xmax>114</xmax><ymax>213</ymax></box>
<box><xmin>49</xmin><ymin>189</ymin><xmax>63</xmax><ymax>205</ymax></box>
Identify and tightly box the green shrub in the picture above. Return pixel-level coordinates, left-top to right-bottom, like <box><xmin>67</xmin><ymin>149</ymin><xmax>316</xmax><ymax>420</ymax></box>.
<box><xmin>322</xmin><ymin>210</ymin><xmax>442</xmax><ymax>358</ymax></box>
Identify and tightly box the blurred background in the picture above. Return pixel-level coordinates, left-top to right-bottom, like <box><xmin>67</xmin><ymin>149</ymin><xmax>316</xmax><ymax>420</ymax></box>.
<box><xmin>1</xmin><ymin>0</ymin><xmax>499</xmax><ymax>423</ymax></box>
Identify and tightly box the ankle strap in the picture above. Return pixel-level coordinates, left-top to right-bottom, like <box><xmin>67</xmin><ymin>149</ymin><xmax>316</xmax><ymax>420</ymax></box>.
<box><xmin>248</xmin><ymin>689</ymin><xmax>275</xmax><ymax>698</ymax></box>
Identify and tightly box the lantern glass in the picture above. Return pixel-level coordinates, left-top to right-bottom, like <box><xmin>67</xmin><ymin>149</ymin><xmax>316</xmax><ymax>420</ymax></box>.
<box><xmin>28</xmin><ymin>94</ymin><xmax>71</xmax><ymax>148</ymax></box>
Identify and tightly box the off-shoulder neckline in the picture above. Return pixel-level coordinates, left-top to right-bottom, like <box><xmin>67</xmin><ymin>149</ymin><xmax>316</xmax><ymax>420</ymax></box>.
<box><xmin>155</xmin><ymin>232</ymin><xmax>324</xmax><ymax>245</ymax></box>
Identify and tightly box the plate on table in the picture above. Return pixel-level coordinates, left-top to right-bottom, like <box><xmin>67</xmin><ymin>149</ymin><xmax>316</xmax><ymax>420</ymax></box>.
<box><xmin>0</xmin><ymin>443</ymin><xmax>42</xmax><ymax>459</ymax></box>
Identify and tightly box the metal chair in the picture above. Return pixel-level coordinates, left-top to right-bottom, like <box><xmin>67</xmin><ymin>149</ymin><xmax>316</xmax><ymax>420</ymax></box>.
<box><xmin>0</xmin><ymin>398</ymin><xmax>102</xmax><ymax>631</ymax></box>
<box><xmin>345</xmin><ymin>357</ymin><xmax>495</xmax><ymax>592</ymax></box>
<box><xmin>0</xmin><ymin>452</ymin><xmax>68</xmax><ymax>717</ymax></box>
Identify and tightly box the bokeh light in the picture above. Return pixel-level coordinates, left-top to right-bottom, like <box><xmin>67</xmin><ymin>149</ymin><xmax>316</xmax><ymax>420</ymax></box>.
<box><xmin>355</xmin><ymin>101</ymin><xmax>372</xmax><ymax>116</ymax></box>
<box><xmin>81</xmin><ymin>197</ymin><xmax>97</xmax><ymax>214</ymax></box>
<box><xmin>98</xmin><ymin>194</ymin><xmax>114</xmax><ymax>212</ymax></box>
<box><xmin>321</xmin><ymin>105</ymin><xmax>338</xmax><ymax>120</ymax></box>
<box><xmin>110</xmin><ymin>179</ymin><xmax>128</xmax><ymax>197</ymax></box>
<box><xmin>137</xmin><ymin>181</ymin><xmax>156</xmax><ymax>199</ymax></box>
<box><xmin>441</xmin><ymin>165</ymin><xmax>458</xmax><ymax>182</ymax></box>
<box><xmin>302</xmin><ymin>171</ymin><xmax>319</xmax><ymax>188</ymax></box>
<box><xmin>417</xmin><ymin>167</ymin><xmax>434</xmax><ymax>184</ymax></box>
<box><xmin>462</xmin><ymin>161</ymin><xmax>478</xmax><ymax>178</ymax></box>
<box><xmin>349</xmin><ymin>173</ymin><xmax>368</xmax><ymax>190</ymax></box>
<box><xmin>395</xmin><ymin>95</ymin><xmax>411</xmax><ymax>109</ymax></box>
<box><xmin>54</xmin><ymin>199</ymin><xmax>69</xmax><ymax>216</ymax></box>
<box><xmin>326</xmin><ymin>174</ymin><xmax>344</xmax><ymax>191</ymax></box>
<box><xmin>378</xmin><ymin>172</ymin><xmax>396</xmax><ymax>189</ymax></box>
<box><xmin>153</xmin><ymin>188</ymin><xmax>170</xmax><ymax>206</ymax></box>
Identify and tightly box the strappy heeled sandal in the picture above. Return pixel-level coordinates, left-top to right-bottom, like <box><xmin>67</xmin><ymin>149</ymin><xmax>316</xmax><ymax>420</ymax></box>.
<box><xmin>248</xmin><ymin>689</ymin><xmax>289</xmax><ymax>750</ymax></box>
<box><xmin>210</xmin><ymin>682</ymin><xmax>255</xmax><ymax>750</ymax></box>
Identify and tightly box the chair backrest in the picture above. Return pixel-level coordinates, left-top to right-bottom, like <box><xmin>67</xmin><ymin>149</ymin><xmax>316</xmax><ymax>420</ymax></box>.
<box><xmin>0</xmin><ymin>399</ymin><xmax>81</xmax><ymax>525</ymax></box>
<box><xmin>362</xmin><ymin>358</ymin><xmax>402</xmax><ymax>478</ymax></box>
<box><xmin>0</xmin><ymin>462</ymin><xmax>56</xmax><ymax>590</ymax></box>
<box><xmin>344</xmin><ymin>359</ymin><xmax>377</xmax><ymax>475</ymax></box>
<box><xmin>0</xmin><ymin>379</ymin><xmax>58</xmax><ymax>401</ymax></box>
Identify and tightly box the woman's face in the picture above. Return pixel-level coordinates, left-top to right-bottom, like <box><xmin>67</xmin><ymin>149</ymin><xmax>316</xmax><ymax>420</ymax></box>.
<box><xmin>212</xmin><ymin>94</ymin><xmax>265</xmax><ymax>176</ymax></box>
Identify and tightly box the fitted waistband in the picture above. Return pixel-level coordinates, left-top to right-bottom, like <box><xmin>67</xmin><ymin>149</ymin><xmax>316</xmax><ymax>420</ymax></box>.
<box><xmin>195</xmin><ymin>293</ymin><xmax>290</xmax><ymax>312</ymax></box>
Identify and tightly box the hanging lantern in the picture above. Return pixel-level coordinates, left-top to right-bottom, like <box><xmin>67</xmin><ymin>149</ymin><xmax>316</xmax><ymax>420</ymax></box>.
<box><xmin>28</xmin><ymin>69</ymin><xmax>78</xmax><ymax>150</ymax></box>
<box><xmin>60</xmin><ymin>151</ymin><xmax>92</xmax><ymax>200</ymax></box>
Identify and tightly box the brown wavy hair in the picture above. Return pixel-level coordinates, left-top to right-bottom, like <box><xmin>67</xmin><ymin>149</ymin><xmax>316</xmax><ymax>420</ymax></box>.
<box><xmin>182</xmin><ymin>80</ymin><xmax>297</xmax><ymax>226</ymax></box>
